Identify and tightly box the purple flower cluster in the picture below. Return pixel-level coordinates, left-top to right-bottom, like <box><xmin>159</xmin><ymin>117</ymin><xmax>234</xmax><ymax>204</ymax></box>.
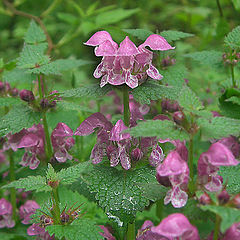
<box><xmin>85</xmin><ymin>31</ymin><xmax>174</xmax><ymax>88</ymax></box>
<box><xmin>75</xmin><ymin>112</ymin><xmax>164</xmax><ymax>170</ymax></box>
<box><xmin>4</xmin><ymin>123</ymin><xmax>75</xmax><ymax>169</ymax></box>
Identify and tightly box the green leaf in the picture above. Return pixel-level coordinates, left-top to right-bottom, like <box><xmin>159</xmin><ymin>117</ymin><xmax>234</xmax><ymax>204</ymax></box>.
<box><xmin>17</xmin><ymin>44</ymin><xmax>50</xmax><ymax>69</ymax></box>
<box><xmin>46</xmin><ymin>219</ymin><xmax>103</xmax><ymax>240</ymax></box>
<box><xmin>226</xmin><ymin>96</ymin><xmax>240</xmax><ymax>105</ymax></box>
<box><xmin>60</xmin><ymin>84</ymin><xmax>112</xmax><ymax>98</ymax></box>
<box><xmin>219</xmin><ymin>165</ymin><xmax>240</xmax><ymax>194</ymax></box>
<box><xmin>3</xmin><ymin>175</ymin><xmax>51</xmax><ymax>192</ymax></box>
<box><xmin>122</xmin><ymin>28</ymin><xmax>153</xmax><ymax>41</ymax></box>
<box><xmin>161</xmin><ymin>64</ymin><xmax>187</xmax><ymax>88</ymax></box>
<box><xmin>197</xmin><ymin>117</ymin><xmax>240</xmax><ymax>140</ymax></box>
<box><xmin>138</xmin><ymin>183</ymin><xmax>168</xmax><ymax>201</ymax></box>
<box><xmin>0</xmin><ymin>97</ymin><xmax>21</xmax><ymax>107</ymax></box>
<box><xmin>232</xmin><ymin>0</ymin><xmax>240</xmax><ymax>11</ymax></box>
<box><xmin>57</xmin><ymin>101</ymin><xmax>97</xmax><ymax>113</ymax></box>
<box><xmin>2</xmin><ymin>68</ymin><xmax>36</xmax><ymax>84</ymax></box>
<box><xmin>0</xmin><ymin>105</ymin><xmax>41</xmax><ymax>136</ymax></box>
<box><xmin>128</xmin><ymin>120</ymin><xmax>189</xmax><ymax>141</ymax></box>
<box><xmin>184</xmin><ymin>50</ymin><xmax>223</xmax><ymax>66</ymax></box>
<box><xmin>83</xmin><ymin>165</ymin><xmax>155</xmax><ymax>223</ymax></box>
<box><xmin>178</xmin><ymin>87</ymin><xmax>203</xmax><ymax>112</ymax></box>
<box><xmin>201</xmin><ymin>205</ymin><xmax>240</xmax><ymax>233</ymax></box>
<box><xmin>132</xmin><ymin>82</ymin><xmax>179</xmax><ymax>104</ymax></box>
<box><xmin>96</xmin><ymin>8</ymin><xmax>139</xmax><ymax>26</ymax></box>
<box><xmin>225</xmin><ymin>26</ymin><xmax>240</xmax><ymax>49</ymax></box>
<box><xmin>24</xmin><ymin>20</ymin><xmax>46</xmax><ymax>44</ymax></box>
<box><xmin>160</xmin><ymin>30</ymin><xmax>194</xmax><ymax>42</ymax></box>
<box><xmin>58</xmin><ymin>162</ymin><xmax>91</xmax><ymax>185</ymax></box>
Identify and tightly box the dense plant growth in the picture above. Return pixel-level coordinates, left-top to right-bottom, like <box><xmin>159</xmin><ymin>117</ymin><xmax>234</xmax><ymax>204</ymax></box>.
<box><xmin>0</xmin><ymin>0</ymin><xmax>240</xmax><ymax>239</ymax></box>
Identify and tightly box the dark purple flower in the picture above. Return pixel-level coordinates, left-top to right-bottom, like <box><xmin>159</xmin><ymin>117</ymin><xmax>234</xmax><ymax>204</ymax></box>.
<box><xmin>19</xmin><ymin>89</ymin><xmax>35</xmax><ymax>102</ymax></box>
<box><xmin>223</xmin><ymin>222</ymin><xmax>240</xmax><ymax>240</ymax></box>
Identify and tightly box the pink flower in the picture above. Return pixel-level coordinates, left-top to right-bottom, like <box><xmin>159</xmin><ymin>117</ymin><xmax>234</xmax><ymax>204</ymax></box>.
<box><xmin>157</xmin><ymin>151</ymin><xmax>189</xmax><ymax>208</ymax></box>
<box><xmin>0</xmin><ymin>198</ymin><xmax>15</xmax><ymax>228</ymax></box>
<box><xmin>85</xmin><ymin>31</ymin><xmax>174</xmax><ymax>89</ymax></box>
<box><xmin>151</xmin><ymin>213</ymin><xmax>200</xmax><ymax>240</ymax></box>
<box><xmin>198</xmin><ymin>142</ymin><xmax>239</xmax><ymax>192</ymax></box>
<box><xmin>27</xmin><ymin>223</ymin><xmax>55</xmax><ymax>240</ymax></box>
<box><xmin>223</xmin><ymin>222</ymin><xmax>240</xmax><ymax>240</ymax></box>
<box><xmin>51</xmin><ymin>123</ymin><xmax>75</xmax><ymax>163</ymax></box>
<box><xmin>219</xmin><ymin>136</ymin><xmax>240</xmax><ymax>158</ymax></box>
<box><xmin>19</xmin><ymin>200</ymin><xmax>40</xmax><ymax>224</ymax></box>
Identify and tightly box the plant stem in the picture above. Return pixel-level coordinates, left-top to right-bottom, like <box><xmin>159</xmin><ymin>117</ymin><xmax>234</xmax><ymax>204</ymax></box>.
<box><xmin>9</xmin><ymin>150</ymin><xmax>17</xmax><ymax>222</ymax></box>
<box><xmin>52</xmin><ymin>188</ymin><xmax>61</xmax><ymax>224</ymax></box>
<box><xmin>123</xmin><ymin>86</ymin><xmax>130</xmax><ymax>127</ymax></box>
<box><xmin>38</xmin><ymin>75</ymin><xmax>43</xmax><ymax>99</ymax></box>
<box><xmin>188</xmin><ymin>135</ymin><xmax>195</xmax><ymax>195</ymax></box>
<box><xmin>126</xmin><ymin>222</ymin><xmax>135</xmax><ymax>240</ymax></box>
<box><xmin>230</xmin><ymin>64</ymin><xmax>236</xmax><ymax>88</ymax></box>
<box><xmin>156</xmin><ymin>198</ymin><xmax>164</xmax><ymax>220</ymax></box>
<box><xmin>42</xmin><ymin>113</ymin><xmax>53</xmax><ymax>161</ymax></box>
<box><xmin>216</xmin><ymin>0</ymin><xmax>224</xmax><ymax>18</ymax></box>
<box><xmin>213</xmin><ymin>215</ymin><xmax>221</xmax><ymax>240</ymax></box>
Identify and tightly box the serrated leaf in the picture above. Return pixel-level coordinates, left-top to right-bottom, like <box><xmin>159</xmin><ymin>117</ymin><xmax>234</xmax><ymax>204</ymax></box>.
<box><xmin>83</xmin><ymin>165</ymin><xmax>155</xmax><ymax>223</ymax></box>
<box><xmin>226</xmin><ymin>96</ymin><xmax>240</xmax><ymax>105</ymax></box>
<box><xmin>30</xmin><ymin>59</ymin><xmax>92</xmax><ymax>75</ymax></box>
<box><xmin>201</xmin><ymin>205</ymin><xmax>240</xmax><ymax>233</ymax></box>
<box><xmin>58</xmin><ymin>101</ymin><xmax>97</xmax><ymax>113</ymax></box>
<box><xmin>3</xmin><ymin>175</ymin><xmax>51</xmax><ymax>192</ymax></box>
<box><xmin>184</xmin><ymin>50</ymin><xmax>223</xmax><ymax>66</ymax></box>
<box><xmin>0</xmin><ymin>97</ymin><xmax>21</xmax><ymax>107</ymax></box>
<box><xmin>46</xmin><ymin>219</ymin><xmax>103</xmax><ymax>240</ymax></box>
<box><xmin>96</xmin><ymin>8</ymin><xmax>139</xmax><ymax>26</ymax></box>
<box><xmin>197</xmin><ymin>117</ymin><xmax>240</xmax><ymax>140</ymax></box>
<box><xmin>128</xmin><ymin>120</ymin><xmax>189</xmax><ymax>141</ymax></box>
<box><xmin>122</xmin><ymin>28</ymin><xmax>153</xmax><ymax>41</ymax></box>
<box><xmin>225</xmin><ymin>26</ymin><xmax>240</xmax><ymax>49</ymax></box>
<box><xmin>58</xmin><ymin>162</ymin><xmax>91</xmax><ymax>185</ymax></box>
<box><xmin>178</xmin><ymin>87</ymin><xmax>203</xmax><ymax>112</ymax></box>
<box><xmin>17</xmin><ymin>44</ymin><xmax>49</xmax><ymax>69</ymax></box>
<box><xmin>160</xmin><ymin>30</ymin><xmax>194</xmax><ymax>42</ymax></box>
<box><xmin>132</xmin><ymin>82</ymin><xmax>179</xmax><ymax>104</ymax></box>
<box><xmin>138</xmin><ymin>183</ymin><xmax>168</xmax><ymax>201</ymax></box>
<box><xmin>60</xmin><ymin>84</ymin><xmax>112</xmax><ymax>98</ymax></box>
<box><xmin>3</xmin><ymin>68</ymin><xmax>36</xmax><ymax>84</ymax></box>
<box><xmin>219</xmin><ymin>165</ymin><xmax>240</xmax><ymax>194</ymax></box>
<box><xmin>161</xmin><ymin>65</ymin><xmax>187</xmax><ymax>88</ymax></box>
<box><xmin>24</xmin><ymin>20</ymin><xmax>46</xmax><ymax>44</ymax></box>
<box><xmin>0</xmin><ymin>105</ymin><xmax>42</xmax><ymax>136</ymax></box>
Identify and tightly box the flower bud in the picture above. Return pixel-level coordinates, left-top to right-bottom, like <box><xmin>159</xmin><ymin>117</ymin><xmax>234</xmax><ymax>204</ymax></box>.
<box><xmin>19</xmin><ymin>90</ymin><xmax>35</xmax><ymax>102</ymax></box>
<box><xmin>218</xmin><ymin>189</ymin><xmax>230</xmax><ymax>205</ymax></box>
<box><xmin>60</xmin><ymin>212</ymin><xmax>70</xmax><ymax>224</ymax></box>
<box><xmin>10</xmin><ymin>88</ymin><xmax>18</xmax><ymax>97</ymax></box>
<box><xmin>47</xmin><ymin>180</ymin><xmax>59</xmax><ymax>189</ymax></box>
<box><xmin>156</xmin><ymin>173</ymin><xmax>171</xmax><ymax>187</ymax></box>
<box><xmin>173</xmin><ymin>111</ymin><xmax>185</xmax><ymax>124</ymax></box>
<box><xmin>198</xmin><ymin>192</ymin><xmax>211</xmax><ymax>205</ymax></box>
<box><xmin>4</xmin><ymin>82</ymin><xmax>11</xmax><ymax>92</ymax></box>
<box><xmin>40</xmin><ymin>98</ymin><xmax>49</xmax><ymax>109</ymax></box>
<box><xmin>131</xmin><ymin>148</ymin><xmax>143</xmax><ymax>161</ymax></box>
